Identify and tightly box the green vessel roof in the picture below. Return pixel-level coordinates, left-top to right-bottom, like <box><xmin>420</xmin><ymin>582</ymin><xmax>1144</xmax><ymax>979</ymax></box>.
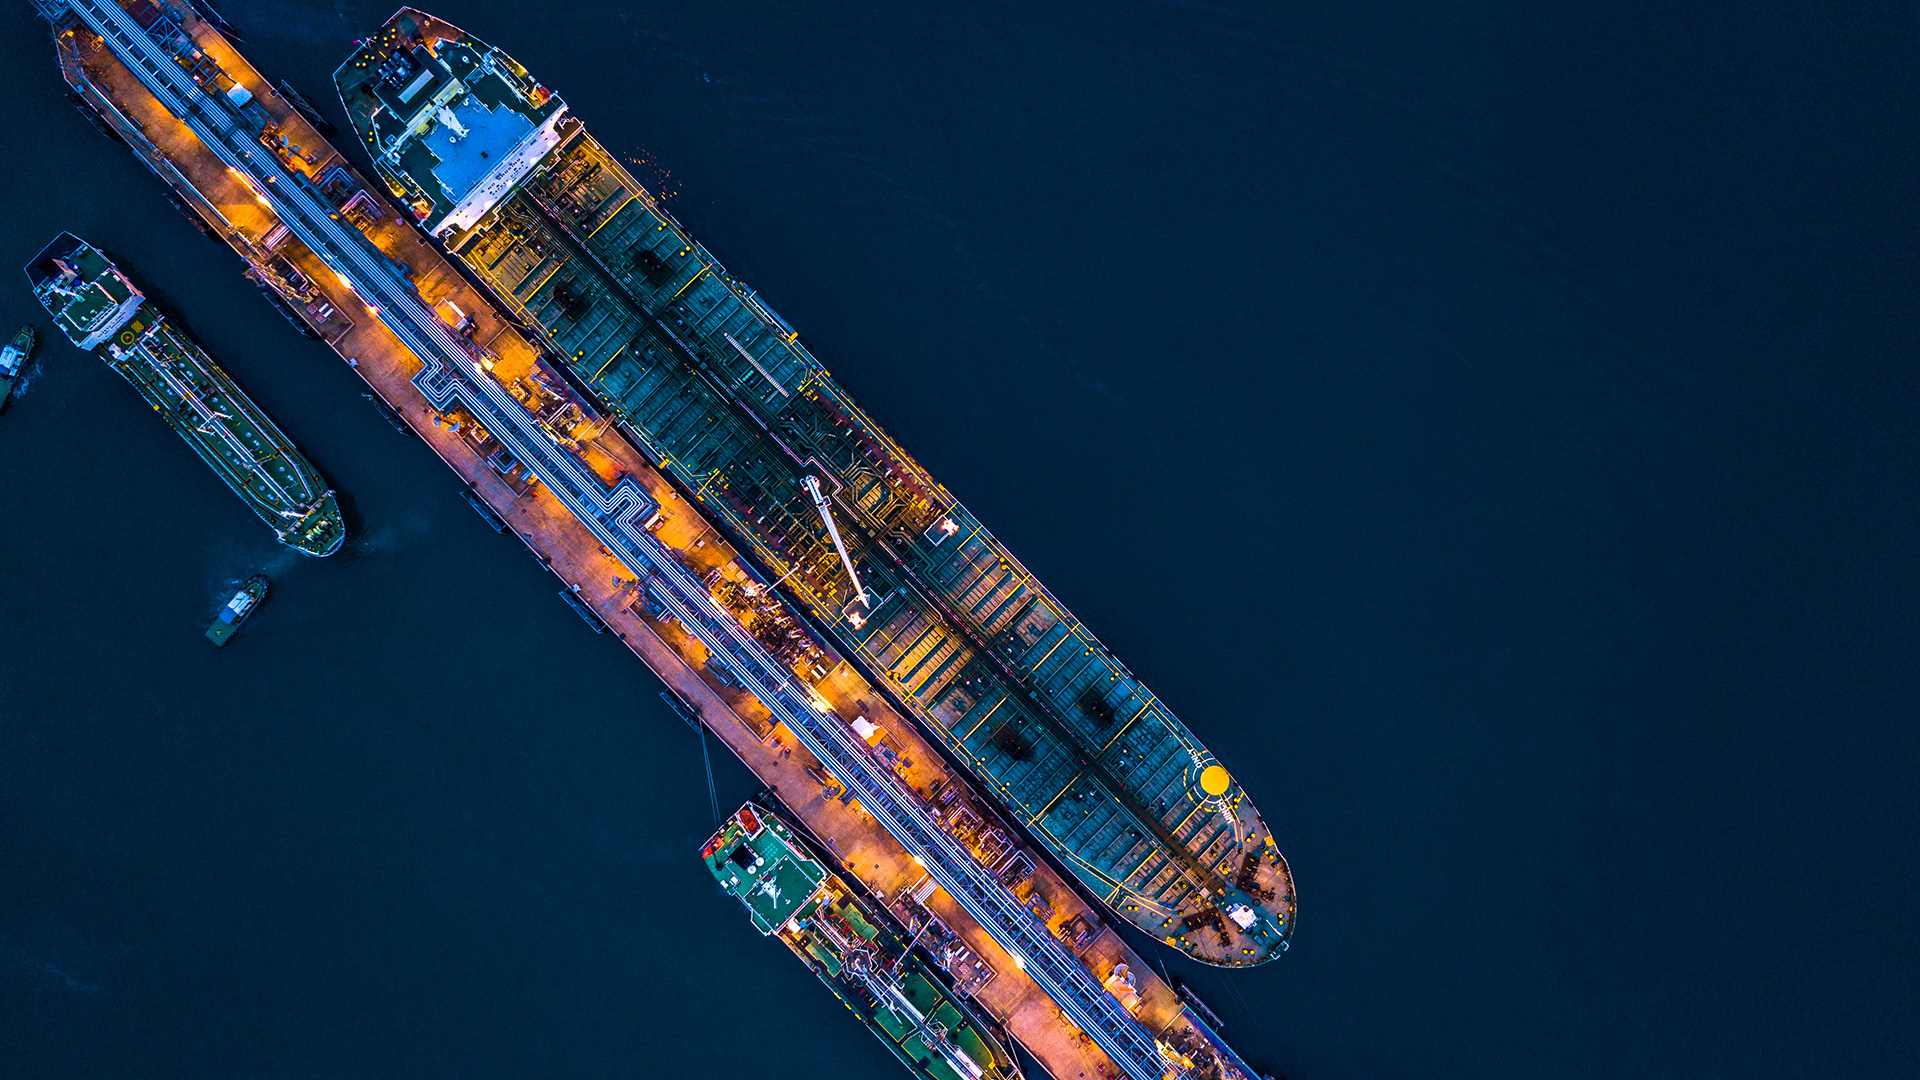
<box><xmin>703</xmin><ymin>805</ymin><xmax>1020</xmax><ymax>1080</ymax></box>
<box><xmin>705</xmin><ymin>804</ymin><xmax>829</xmax><ymax>935</ymax></box>
<box><xmin>34</xmin><ymin>237</ymin><xmax>141</xmax><ymax>351</ymax></box>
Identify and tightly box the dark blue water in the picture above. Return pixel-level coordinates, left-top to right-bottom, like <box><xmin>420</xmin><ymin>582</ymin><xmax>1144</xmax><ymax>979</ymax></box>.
<box><xmin>3</xmin><ymin>2</ymin><xmax>1915</xmax><ymax>1077</ymax></box>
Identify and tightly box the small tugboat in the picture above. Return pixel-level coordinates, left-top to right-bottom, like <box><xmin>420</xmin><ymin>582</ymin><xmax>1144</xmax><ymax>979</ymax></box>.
<box><xmin>206</xmin><ymin>575</ymin><xmax>269</xmax><ymax>647</ymax></box>
<box><xmin>0</xmin><ymin>325</ymin><xmax>33</xmax><ymax>412</ymax></box>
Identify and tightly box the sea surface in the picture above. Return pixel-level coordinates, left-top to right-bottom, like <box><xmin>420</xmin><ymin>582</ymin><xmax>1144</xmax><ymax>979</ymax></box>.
<box><xmin>2</xmin><ymin>2</ymin><xmax>1915</xmax><ymax>1078</ymax></box>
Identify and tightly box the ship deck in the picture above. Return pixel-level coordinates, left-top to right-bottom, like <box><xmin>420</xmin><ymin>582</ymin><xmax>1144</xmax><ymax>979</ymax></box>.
<box><xmin>52</xmin><ymin>4</ymin><xmax>1253</xmax><ymax>1078</ymax></box>
<box><xmin>334</xmin><ymin>12</ymin><xmax>1293</xmax><ymax>964</ymax></box>
<box><xmin>28</xmin><ymin>237</ymin><xmax>342</xmax><ymax>554</ymax></box>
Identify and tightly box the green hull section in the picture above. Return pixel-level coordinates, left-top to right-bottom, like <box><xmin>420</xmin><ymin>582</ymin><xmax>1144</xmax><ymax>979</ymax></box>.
<box><xmin>26</xmin><ymin>235</ymin><xmax>345</xmax><ymax>557</ymax></box>
<box><xmin>704</xmin><ymin>804</ymin><xmax>1022</xmax><ymax>1080</ymax></box>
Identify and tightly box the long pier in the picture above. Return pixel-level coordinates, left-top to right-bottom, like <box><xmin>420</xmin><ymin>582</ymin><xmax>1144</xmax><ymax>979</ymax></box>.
<box><xmin>42</xmin><ymin>1</ymin><xmax>1180</xmax><ymax>1077</ymax></box>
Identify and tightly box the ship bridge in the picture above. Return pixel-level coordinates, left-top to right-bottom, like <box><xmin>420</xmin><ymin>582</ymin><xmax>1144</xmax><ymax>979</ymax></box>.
<box><xmin>40</xmin><ymin>2</ymin><xmax>1180</xmax><ymax>1076</ymax></box>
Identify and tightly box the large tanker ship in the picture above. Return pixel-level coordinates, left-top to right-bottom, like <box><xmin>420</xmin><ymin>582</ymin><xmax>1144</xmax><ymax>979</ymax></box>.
<box><xmin>336</xmin><ymin>10</ymin><xmax>1293</xmax><ymax>965</ymax></box>
<box><xmin>26</xmin><ymin>233</ymin><xmax>345</xmax><ymax>557</ymax></box>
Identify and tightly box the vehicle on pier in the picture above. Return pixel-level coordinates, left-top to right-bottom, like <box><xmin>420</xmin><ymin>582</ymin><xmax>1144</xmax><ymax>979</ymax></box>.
<box><xmin>205</xmin><ymin>574</ymin><xmax>267</xmax><ymax>646</ymax></box>
<box><xmin>25</xmin><ymin>233</ymin><xmax>345</xmax><ymax>556</ymax></box>
<box><xmin>337</xmin><ymin>9</ymin><xmax>1293</xmax><ymax>964</ymax></box>
<box><xmin>0</xmin><ymin>325</ymin><xmax>33</xmax><ymax>411</ymax></box>
<box><xmin>703</xmin><ymin>803</ymin><xmax>1023</xmax><ymax>1080</ymax></box>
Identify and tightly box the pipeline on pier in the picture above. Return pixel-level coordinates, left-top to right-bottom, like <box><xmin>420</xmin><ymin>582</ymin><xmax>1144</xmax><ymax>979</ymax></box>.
<box><xmin>41</xmin><ymin>2</ymin><xmax>1180</xmax><ymax>1077</ymax></box>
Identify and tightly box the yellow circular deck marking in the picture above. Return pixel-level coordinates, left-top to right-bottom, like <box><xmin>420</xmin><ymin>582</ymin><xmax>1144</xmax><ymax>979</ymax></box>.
<box><xmin>1200</xmin><ymin>765</ymin><xmax>1231</xmax><ymax>797</ymax></box>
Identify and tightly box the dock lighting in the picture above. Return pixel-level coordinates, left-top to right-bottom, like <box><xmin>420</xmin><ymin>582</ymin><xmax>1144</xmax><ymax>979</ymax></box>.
<box><xmin>846</xmin><ymin>610</ymin><xmax>867</xmax><ymax>629</ymax></box>
<box><xmin>940</xmin><ymin>518</ymin><xmax>958</xmax><ymax>537</ymax></box>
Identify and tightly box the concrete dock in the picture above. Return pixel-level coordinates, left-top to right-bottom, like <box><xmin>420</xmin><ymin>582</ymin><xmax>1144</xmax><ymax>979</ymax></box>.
<box><xmin>41</xmin><ymin>4</ymin><xmax>1254</xmax><ymax>1079</ymax></box>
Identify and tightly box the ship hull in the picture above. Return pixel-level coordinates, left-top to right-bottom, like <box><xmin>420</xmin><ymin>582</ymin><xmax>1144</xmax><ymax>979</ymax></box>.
<box><xmin>338</xmin><ymin>10</ymin><xmax>1293</xmax><ymax>963</ymax></box>
<box><xmin>25</xmin><ymin>234</ymin><xmax>346</xmax><ymax>557</ymax></box>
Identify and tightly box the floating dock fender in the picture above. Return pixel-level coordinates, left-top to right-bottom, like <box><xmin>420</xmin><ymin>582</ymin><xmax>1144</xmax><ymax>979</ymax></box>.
<box><xmin>250</xmin><ymin>279</ymin><xmax>321</xmax><ymax>339</ymax></box>
<box><xmin>658</xmin><ymin>690</ymin><xmax>702</xmax><ymax>732</ymax></box>
<box><xmin>162</xmin><ymin>192</ymin><xmax>217</xmax><ymax>238</ymax></box>
<box><xmin>459</xmin><ymin>488</ymin><xmax>508</xmax><ymax>532</ymax></box>
<box><xmin>559</xmin><ymin>588</ymin><xmax>606</xmax><ymax>633</ymax></box>
<box><xmin>187</xmin><ymin>0</ymin><xmax>243</xmax><ymax>41</ymax></box>
<box><xmin>360</xmin><ymin>392</ymin><xmax>415</xmax><ymax>436</ymax></box>
<box><xmin>275</xmin><ymin>79</ymin><xmax>336</xmax><ymax>134</ymax></box>
<box><xmin>67</xmin><ymin>93</ymin><xmax>125</xmax><ymax>145</ymax></box>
